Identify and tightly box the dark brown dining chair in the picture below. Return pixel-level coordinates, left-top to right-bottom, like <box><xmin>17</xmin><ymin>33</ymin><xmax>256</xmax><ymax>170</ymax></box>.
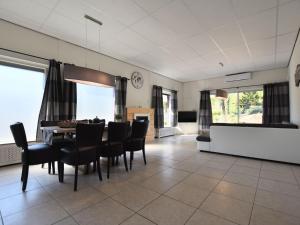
<box><xmin>124</xmin><ymin>120</ymin><xmax>149</xmax><ymax>170</ymax></box>
<box><xmin>40</xmin><ymin>120</ymin><xmax>75</xmax><ymax>174</ymax></box>
<box><xmin>58</xmin><ymin>123</ymin><xmax>105</xmax><ymax>191</ymax></box>
<box><xmin>98</xmin><ymin>122</ymin><xmax>129</xmax><ymax>179</ymax></box>
<box><xmin>10</xmin><ymin>122</ymin><xmax>59</xmax><ymax>191</ymax></box>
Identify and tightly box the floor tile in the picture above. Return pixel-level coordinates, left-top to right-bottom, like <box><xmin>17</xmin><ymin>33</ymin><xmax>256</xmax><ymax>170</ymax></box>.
<box><xmin>201</xmin><ymin>193</ymin><xmax>252</xmax><ymax>225</ymax></box>
<box><xmin>120</xmin><ymin>214</ymin><xmax>155</xmax><ymax>225</ymax></box>
<box><xmin>250</xmin><ymin>205</ymin><xmax>300</xmax><ymax>225</ymax></box>
<box><xmin>3</xmin><ymin>200</ymin><xmax>68</xmax><ymax>225</ymax></box>
<box><xmin>255</xmin><ymin>190</ymin><xmax>300</xmax><ymax>218</ymax></box>
<box><xmin>260</xmin><ymin>170</ymin><xmax>298</xmax><ymax>184</ymax></box>
<box><xmin>139</xmin><ymin>195</ymin><xmax>195</xmax><ymax>225</ymax></box>
<box><xmin>93</xmin><ymin>180</ymin><xmax>132</xmax><ymax>196</ymax></box>
<box><xmin>214</xmin><ymin>181</ymin><xmax>256</xmax><ymax>203</ymax></box>
<box><xmin>235</xmin><ymin>158</ymin><xmax>262</xmax><ymax>169</ymax></box>
<box><xmin>196</xmin><ymin>166</ymin><xmax>227</xmax><ymax>179</ymax></box>
<box><xmin>258</xmin><ymin>178</ymin><xmax>300</xmax><ymax>198</ymax></box>
<box><xmin>261</xmin><ymin>162</ymin><xmax>293</xmax><ymax>174</ymax></box>
<box><xmin>204</xmin><ymin>160</ymin><xmax>232</xmax><ymax>170</ymax></box>
<box><xmin>229</xmin><ymin>165</ymin><xmax>260</xmax><ymax>177</ymax></box>
<box><xmin>0</xmin><ymin>188</ymin><xmax>52</xmax><ymax>217</ymax></box>
<box><xmin>54</xmin><ymin>217</ymin><xmax>79</xmax><ymax>225</ymax></box>
<box><xmin>112</xmin><ymin>184</ymin><xmax>159</xmax><ymax>211</ymax></box>
<box><xmin>186</xmin><ymin>210</ymin><xmax>238</xmax><ymax>225</ymax></box>
<box><xmin>165</xmin><ymin>182</ymin><xmax>210</xmax><ymax>207</ymax></box>
<box><xmin>56</xmin><ymin>187</ymin><xmax>108</xmax><ymax>214</ymax></box>
<box><xmin>73</xmin><ymin>198</ymin><xmax>134</xmax><ymax>225</ymax></box>
<box><xmin>141</xmin><ymin>176</ymin><xmax>181</xmax><ymax>194</ymax></box>
<box><xmin>182</xmin><ymin>174</ymin><xmax>219</xmax><ymax>191</ymax></box>
<box><xmin>223</xmin><ymin>172</ymin><xmax>258</xmax><ymax>188</ymax></box>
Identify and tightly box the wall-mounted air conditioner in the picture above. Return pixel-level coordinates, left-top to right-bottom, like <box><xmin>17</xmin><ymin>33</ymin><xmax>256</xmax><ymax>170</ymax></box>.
<box><xmin>224</xmin><ymin>72</ymin><xmax>252</xmax><ymax>83</ymax></box>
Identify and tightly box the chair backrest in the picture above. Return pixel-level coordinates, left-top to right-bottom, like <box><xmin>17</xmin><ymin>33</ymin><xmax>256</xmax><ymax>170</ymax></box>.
<box><xmin>108</xmin><ymin>122</ymin><xmax>129</xmax><ymax>142</ymax></box>
<box><xmin>40</xmin><ymin>120</ymin><xmax>59</xmax><ymax>127</ymax></box>
<box><xmin>10</xmin><ymin>122</ymin><xmax>28</xmax><ymax>149</ymax></box>
<box><xmin>76</xmin><ymin>123</ymin><xmax>105</xmax><ymax>148</ymax></box>
<box><xmin>131</xmin><ymin>120</ymin><xmax>149</xmax><ymax>139</ymax></box>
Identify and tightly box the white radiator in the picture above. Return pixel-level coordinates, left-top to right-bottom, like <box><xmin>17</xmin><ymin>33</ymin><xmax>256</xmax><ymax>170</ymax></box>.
<box><xmin>0</xmin><ymin>144</ymin><xmax>21</xmax><ymax>166</ymax></box>
<box><xmin>155</xmin><ymin>127</ymin><xmax>176</xmax><ymax>138</ymax></box>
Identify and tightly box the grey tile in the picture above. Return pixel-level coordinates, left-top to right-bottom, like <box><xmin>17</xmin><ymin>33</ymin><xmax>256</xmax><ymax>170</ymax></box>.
<box><xmin>54</xmin><ymin>217</ymin><xmax>79</xmax><ymax>225</ymax></box>
<box><xmin>223</xmin><ymin>172</ymin><xmax>259</xmax><ymax>188</ymax></box>
<box><xmin>186</xmin><ymin>210</ymin><xmax>238</xmax><ymax>225</ymax></box>
<box><xmin>182</xmin><ymin>174</ymin><xmax>219</xmax><ymax>191</ymax></box>
<box><xmin>120</xmin><ymin>214</ymin><xmax>155</xmax><ymax>225</ymax></box>
<box><xmin>196</xmin><ymin>166</ymin><xmax>227</xmax><ymax>179</ymax></box>
<box><xmin>229</xmin><ymin>165</ymin><xmax>260</xmax><ymax>177</ymax></box>
<box><xmin>260</xmin><ymin>170</ymin><xmax>298</xmax><ymax>184</ymax></box>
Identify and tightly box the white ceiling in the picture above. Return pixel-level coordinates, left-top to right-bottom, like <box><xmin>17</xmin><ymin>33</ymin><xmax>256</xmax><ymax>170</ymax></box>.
<box><xmin>0</xmin><ymin>0</ymin><xmax>299</xmax><ymax>82</ymax></box>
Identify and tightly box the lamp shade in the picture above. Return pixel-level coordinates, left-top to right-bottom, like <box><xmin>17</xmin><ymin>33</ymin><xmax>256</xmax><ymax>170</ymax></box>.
<box><xmin>64</xmin><ymin>64</ymin><xmax>115</xmax><ymax>87</ymax></box>
<box><xmin>216</xmin><ymin>89</ymin><xmax>228</xmax><ymax>99</ymax></box>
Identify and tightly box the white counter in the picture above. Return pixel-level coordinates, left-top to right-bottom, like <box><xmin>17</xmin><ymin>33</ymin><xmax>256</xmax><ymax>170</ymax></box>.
<box><xmin>210</xmin><ymin>125</ymin><xmax>300</xmax><ymax>164</ymax></box>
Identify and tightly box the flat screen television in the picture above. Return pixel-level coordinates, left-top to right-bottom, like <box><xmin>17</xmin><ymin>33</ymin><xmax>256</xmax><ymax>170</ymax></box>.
<box><xmin>178</xmin><ymin>111</ymin><xmax>197</xmax><ymax>122</ymax></box>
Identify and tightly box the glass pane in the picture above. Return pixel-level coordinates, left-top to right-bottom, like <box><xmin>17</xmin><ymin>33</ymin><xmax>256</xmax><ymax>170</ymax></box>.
<box><xmin>77</xmin><ymin>83</ymin><xmax>115</xmax><ymax>123</ymax></box>
<box><xmin>163</xmin><ymin>94</ymin><xmax>171</xmax><ymax>127</ymax></box>
<box><xmin>0</xmin><ymin>65</ymin><xmax>44</xmax><ymax>144</ymax></box>
<box><xmin>211</xmin><ymin>93</ymin><xmax>238</xmax><ymax>123</ymax></box>
<box><xmin>239</xmin><ymin>90</ymin><xmax>263</xmax><ymax>124</ymax></box>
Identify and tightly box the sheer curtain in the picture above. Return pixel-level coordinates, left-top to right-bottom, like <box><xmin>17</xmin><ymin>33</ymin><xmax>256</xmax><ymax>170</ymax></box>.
<box><xmin>170</xmin><ymin>90</ymin><xmax>178</xmax><ymax>127</ymax></box>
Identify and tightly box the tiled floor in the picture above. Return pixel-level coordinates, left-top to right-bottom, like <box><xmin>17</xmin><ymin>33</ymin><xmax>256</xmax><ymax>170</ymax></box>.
<box><xmin>1</xmin><ymin>135</ymin><xmax>300</xmax><ymax>225</ymax></box>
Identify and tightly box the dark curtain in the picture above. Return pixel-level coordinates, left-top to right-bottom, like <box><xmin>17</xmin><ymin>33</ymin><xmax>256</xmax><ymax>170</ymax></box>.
<box><xmin>263</xmin><ymin>82</ymin><xmax>290</xmax><ymax>124</ymax></box>
<box><xmin>36</xmin><ymin>60</ymin><xmax>77</xmax><ymax>141</ymax></box>
<box><xmin>152</xmin><ymin>85</ymin><xmax>164</xmax><ymax>128</ymax></box>
<box><xmin>115</xmin><ymin>76</ymin><xmax>127</xmax><ymax>121</ymax></box>
<box><xmin>199</xmin><ymin>90</ymin><xmax>212</xmax><ymax>134</ymax></box>
<box><xmin>61</xmin><ymin>80</ymin><xmax>77</xmax><ymax>120</ymax></box>
<box><xmin>171</xmin><ymin>90</ymin><xmax>178</xmax><ymax>127</ymax></box>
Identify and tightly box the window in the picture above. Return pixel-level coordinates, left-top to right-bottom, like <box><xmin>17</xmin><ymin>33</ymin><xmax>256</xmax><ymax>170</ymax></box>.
<box><xmin>211</xmin><ymin>88</ymin><xmax>263</xmax><ymax>124</ymax></box>
<box><xmin>163</xmin><ymin>93</ymin><xmax>172</xmax><ymax>127</ymax></box>
<box><xmin>0</xmin><ymin>64</ymin><xmax>45</xmax><ymax>144</ymax></box>
<box><xmin>76</xmin><ymin>83</ymin><xmax>115</xmax><ymax>123</ymax></box>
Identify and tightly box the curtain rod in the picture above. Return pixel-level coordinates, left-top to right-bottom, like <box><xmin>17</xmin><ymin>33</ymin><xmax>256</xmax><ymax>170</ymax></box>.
<box><xmin>201</xmin><ymin>81</ymin><xmax>288</xmax><ymax>92</ymax></box>
<box><xmin>0</xmin><ymin>47</ymin><xmax>61</xmax><ymax>64</ymax></box>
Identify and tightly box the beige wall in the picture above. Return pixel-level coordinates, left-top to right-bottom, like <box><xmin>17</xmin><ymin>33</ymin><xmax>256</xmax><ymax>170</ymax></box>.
<box><xmin>289</xmin><ymin>32</ymin><xmax>300</xmax><ymax>125</ymax></box>
<box><xmin>0</xmin><ymin>19</ymin><xmax>183</xmax><ymax>110</ymax></box>
<box><xmin>179</xmin><ymin>68</ymin><xmax>288</xmax><ymax>134</ymax></box>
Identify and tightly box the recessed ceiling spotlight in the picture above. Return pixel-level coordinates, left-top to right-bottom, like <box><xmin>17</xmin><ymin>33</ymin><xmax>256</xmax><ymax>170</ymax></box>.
<box><xmin>219</xmin><ymin>62</ymin><xmax>224</xmax><ymax>67</ymax></box>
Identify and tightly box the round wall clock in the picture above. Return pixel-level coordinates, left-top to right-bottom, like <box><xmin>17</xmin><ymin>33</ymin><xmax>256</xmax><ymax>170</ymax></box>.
<box><xmin>131</xmin><ymin>71</ymin><xmax>144</xmax><ymax>89</ymax></box>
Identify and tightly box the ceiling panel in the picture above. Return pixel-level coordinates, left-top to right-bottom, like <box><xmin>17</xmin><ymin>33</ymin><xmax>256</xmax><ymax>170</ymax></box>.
<box><xmin>183</xmin><ymin>0</ymin><xmax>236</xmax><ymax>30</ymax></box>
<box><xmin>239</xmin><ymin>8</ymin><xmax>276</xmax><ymax>42</ymax></box>
<box><xmin>209</xmin><ymin>23</ymin><xmax>245</xmax><ymax>49</ymax></box>
<box><xmin>278</xmin><ymin>0</ymin><xmax>300</xmax><ymax>35</ymax></box>
<box><xmin>232</xmin><ymin>0</ymin><xmax>277</xmax><ymax>18</ymax></box>
<box><xmin>152</xmin><ymin>0</ymin><xmax>203</xmax><ymax>38</ymax></box>
<box><xmin>0</xmin><ymin>0</ymin><xmax>298</xmax><ymax>82</ymax></box>
<box><xmin>186</xmin><ymin>33</ymin><xmax>219</xmax><ymax>56</ymax></box>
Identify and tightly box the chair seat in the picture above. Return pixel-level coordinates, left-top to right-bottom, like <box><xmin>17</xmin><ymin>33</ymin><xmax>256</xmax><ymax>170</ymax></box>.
<box><xmin>60</xmin><ymin>146</ymin><xmax>98</xmax><ymax>165</ymax></box>
<box><xmin>125</xmin><ymin>138</ymin><xmax>144</xmax><ymax>151</ymax></box>
<box><xmin>23</xmin><ymin>143</ymin><xmax>58</xmax><ymax>165</ymax></box>
<box><xmin>98</xmin><ymin>141</ymin><xmax>124</xmax><ymax>157</ymax></box>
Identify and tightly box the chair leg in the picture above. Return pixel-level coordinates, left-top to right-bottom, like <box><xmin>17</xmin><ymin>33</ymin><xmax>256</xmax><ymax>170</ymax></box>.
<box><xmin>107</xmin><ymin>157</ymin><xmax>110</xmax><ymax>179</ymax></box>
<box><xmin>48</xmin><ymin>162</ymin><xmax>51</xmax><ymax>174</ymax></box>
<box><xmin>112</xmin><ymin>157</ymin><xmax>115</xmax><ymax>166</ymax></box>
<box><xmin>116</xmin><ymin>156</ymin><xmax>119</xmax><ymax>165</ymax></box>
<box><xmin>52</xmin><ymin>161</ymin><xmax>55</xmax><ymax>174</ymax></box>
<box><xmin>93</xmin><ymin>161</ymin><xmax>96</xmax><ymax>172</ymax></box>
<box><xmin>21</xmin><ymin>164</ymin><xmax>25</xmax><ymax>181</ymax></box>
<box><xmin>123</xmin><ymin>153</ymin><xmax>128</xmax><ymax>172</ymax></box>
<box><xmin>41</xmin><ymin>163</ymin><xmax>44</xmax><ymax>169</ymax></box>
<box><xmin>142</xmin><ymin>148</ymin><xmax>147</xmax><ymax>165</ymax></box>
<box><xmin>74</xmin><ymin>165</ymin><xmax>78</xmax><ymax>191</ymax></box>
<box><xmin>130</xmin><ymin>151</ymin><xmax>133</xmax><ymax>170</ymax></box>
<box><xmin>22</xmin><ymin>165</ymin><xmax>29</xmax><ymax>191</ymax></box>
<box><xmin>96</xmin><ymin>159</ymin><xmax>102</xmax><ymax>181</ymax></box>
<box><xmin>59</xmin><ymin>162</ymin><xmax>64</xmax><ymax>183</ymax></box>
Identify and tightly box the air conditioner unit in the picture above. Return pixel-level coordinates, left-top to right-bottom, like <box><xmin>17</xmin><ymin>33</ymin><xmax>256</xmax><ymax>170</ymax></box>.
<box><xmin>224</xmin><ymin>72</ymin><xmax>252</xmax><ymax>83</ymax></box>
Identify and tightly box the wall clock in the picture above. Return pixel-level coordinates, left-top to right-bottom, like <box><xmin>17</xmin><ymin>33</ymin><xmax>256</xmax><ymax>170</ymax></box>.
<box><xmin>131</xmin><ymin>71</ymin><xmax>144</xmax><ymax>89</ymax></box>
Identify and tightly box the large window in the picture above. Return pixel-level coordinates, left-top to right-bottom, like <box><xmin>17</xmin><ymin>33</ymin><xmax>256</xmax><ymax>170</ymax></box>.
<box><xmin>0</xmin><ymin>64</ymin><xmax>45</xmax><ymax>144</ymax></box>
<box><xmin>211</xmin><ymin>88</ymin><xmax>263</xmax><ymax>124</ymax></box>
<box><xmin>77</xmin><ymin>83</ymin><xmax>115</xmax><ymax>123</ymax></box>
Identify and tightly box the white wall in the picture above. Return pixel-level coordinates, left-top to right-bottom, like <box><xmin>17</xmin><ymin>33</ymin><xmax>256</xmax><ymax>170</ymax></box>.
<box><xmin>0</xmin><ymin>20</ymin><xmax>183</xmax><ymax>110</ymax></box>
<box><xmin>289</xmin><ymin>32</ymin><xmax>300</xmax><ymax>125</ymax></box>
<box><xmin>180</xmin><ymin>68</ymin><xmax>288</xmax><ymax>134</ymax></box>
